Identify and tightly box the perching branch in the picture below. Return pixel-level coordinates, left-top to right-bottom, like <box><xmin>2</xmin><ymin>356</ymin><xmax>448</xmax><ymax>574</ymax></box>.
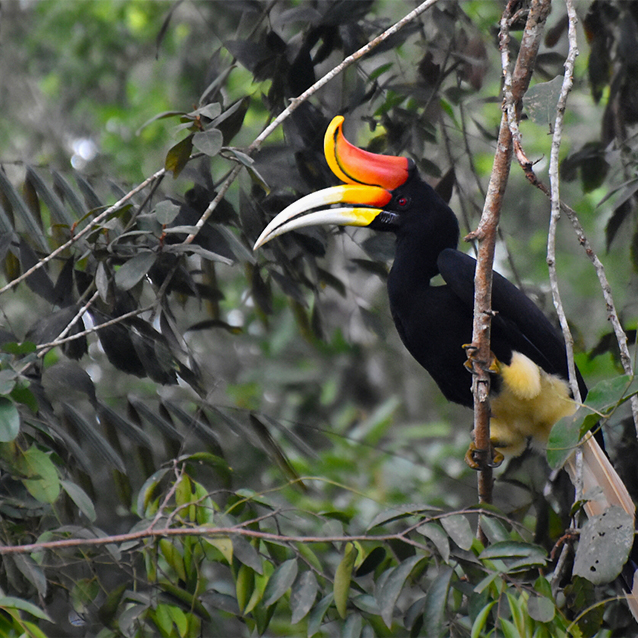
<box><xmin>466</xmin><ymin>0</ymin><xmax>551</xmax><ymax>507</ymax></box>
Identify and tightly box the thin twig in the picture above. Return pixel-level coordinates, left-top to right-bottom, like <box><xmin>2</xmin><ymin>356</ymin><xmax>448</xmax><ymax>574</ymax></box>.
<box><xmin>0</xmin><ymin>506</ymin><xmax>505</xmax><ymax>556</ymax></box>
<box><xmin>182</xmin><ymin>0</ymin><xmax>441</xmax><ymax>245</ymax></box>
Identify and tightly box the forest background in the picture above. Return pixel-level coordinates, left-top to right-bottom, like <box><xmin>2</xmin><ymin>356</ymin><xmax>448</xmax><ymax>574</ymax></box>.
<box><xmin>2</xmin><ymin>0</ymin><xmax>638</xmax><ymax>636</ymax></box>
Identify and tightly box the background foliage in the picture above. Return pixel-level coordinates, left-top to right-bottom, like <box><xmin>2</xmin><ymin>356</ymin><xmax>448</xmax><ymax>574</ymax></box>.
<box><xmin>1</xmin><ymin>0</ymin><xmax>638</xmax><ymax>636</ymax></box>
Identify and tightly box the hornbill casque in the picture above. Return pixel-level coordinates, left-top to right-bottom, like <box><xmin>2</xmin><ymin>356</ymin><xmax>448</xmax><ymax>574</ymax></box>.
<box><xmin>254</xmin><ymin>116</ymin><xmax>637</xmax><ymax>615</ymax></box>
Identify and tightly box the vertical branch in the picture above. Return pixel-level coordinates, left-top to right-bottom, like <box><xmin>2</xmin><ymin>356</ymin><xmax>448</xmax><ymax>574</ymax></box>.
<box><xmin>466</xmin><ymin>0</ymin><xmax>551</xmax><ymax>508</ymax></box>
<box><xmin>547</xmin><ymin>0</ymin><xmax>580</xmax><ymax>404</ymax></box>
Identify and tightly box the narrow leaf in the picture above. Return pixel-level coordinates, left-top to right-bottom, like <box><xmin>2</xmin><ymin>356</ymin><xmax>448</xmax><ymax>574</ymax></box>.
<box><xmin>60</xmin><ymin>479</ymin><xmax>96</xmax><ymax>522</ymax></box>
<box><xmin>0</xmin><ymin>170</ymin><xmax>48</xmax><ymax>251</ymax></box>
<box><xmin>232</xmin><ymin>535</ymin><xmax>263</xmax><ymax>574</ymax></box>
<box><xmin>334</xmin><ymin>543</ymin><xmax>357</xmax><ymax>619</ymax></box>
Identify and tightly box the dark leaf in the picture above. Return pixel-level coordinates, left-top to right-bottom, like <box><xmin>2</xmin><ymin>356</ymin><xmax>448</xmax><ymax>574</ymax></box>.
<box><xmin>73</xmin><ymin>172</ymin><xmax>103</xmax><ymax>210</ymax></box>
<box><xmin>162</xmin><ymin>400</ymin><xmax>222</xmax><ymax>454</ymax></box>
<box><xmin>232</xmin><ymin>535</ymin><xmax>263</xmax><ymax>574</ymax></box>
<box><xmin>51</xmin><ymin>170</ymin><xmax>87</xmax><ymax>220</ymax></box>
<box><xmin>165</xmin><ymin>135</ymin><xmax>194</xmax><ymax>178</ymax></box>
<box><xmin>249</xmin><ymin>414</ymin><xmax>305</xmax><ymax>488</ymax></box>
<box><xmin>19</xmin><ymin>238</ymin><xmax>56</xmax><ymax>303</ymax></box>
<box><xmin>128</xmin><ymin>396</ymin><xmax>183</xmax><ymax>442</ymax></box>
<box><xmin>0</xmin><ymin>170</ymin><xmax>48</xmax><ymax>251</ymax></box>
<box><xmin>214</xmin><ymin>96</ymin><xmax>250</xmax><ymax>145</ymax></box>
<box><xmin>97</xmin><ymin>402</ymin><xmax>152</xmax><ymax>449</ymax></box>
<box><xmin>26</xmin><ymin>166</ymin><xmax>74</xmax><ymax>227</ymax></box>
<box><xmin>356</xmin><ymin>547</ymin><xmax>386</xmax><ymax>577</ymax></box>
<box><xmin>606</xmin><ymin>199</ymin><xmax>633</xmax><ymax>250</ymax></box>
<box><xmin>155</xmin><ymin>0</ymin><xmax>184</xmax><ymax>57</ymax></box>
<box><xmin>62</xmin><ymin>403</ymin><xmax>126</xmax><ymax>473</ymax></box>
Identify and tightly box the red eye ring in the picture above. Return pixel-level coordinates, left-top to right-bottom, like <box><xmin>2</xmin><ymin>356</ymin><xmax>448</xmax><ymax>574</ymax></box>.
<box><xmin>397</xmin><ymin>196</ymin><xmax>408</xmax><ymax>207</ymax></box>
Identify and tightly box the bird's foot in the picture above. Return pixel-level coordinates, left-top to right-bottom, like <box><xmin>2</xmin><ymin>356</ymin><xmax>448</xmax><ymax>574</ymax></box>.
<box><xmin>465</xmin><ymin>441</ymin><xmax>504</xmax><ymax>469</ymax></box>
<box><xmin>462</xmin><ymin>344</ymin><xmax>500</xmax><ymax>375</ymax></box>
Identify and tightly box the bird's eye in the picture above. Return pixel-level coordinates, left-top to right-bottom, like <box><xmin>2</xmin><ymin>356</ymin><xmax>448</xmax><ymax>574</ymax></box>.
<box><xmin>396</xmin><ymin>196</ymin><xmax>409</xmax><ymax>208</ymax></box>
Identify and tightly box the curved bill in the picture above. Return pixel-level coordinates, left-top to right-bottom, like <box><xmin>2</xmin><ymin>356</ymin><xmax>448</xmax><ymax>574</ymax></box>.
<box><xmin>253</xmin><ymin>184</ymin><xmax>391</xmax><ymax>249</ymax></box>
<box><xmin>324</xmin><ymin>116</ymin><xmax>411</xmax><ymax>190</ymax></box>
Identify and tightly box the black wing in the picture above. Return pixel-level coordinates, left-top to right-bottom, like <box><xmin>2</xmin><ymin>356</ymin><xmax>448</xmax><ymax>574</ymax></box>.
<box><xmin>437</xmin><ymin>248</ymin><xmax>588</xmax><ymax>399</ymax></box>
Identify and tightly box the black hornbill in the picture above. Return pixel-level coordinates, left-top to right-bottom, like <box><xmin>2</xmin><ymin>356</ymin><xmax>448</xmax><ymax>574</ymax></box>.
<box><xmin>254</xmin><ymin>115</ymin><xmax>637</xmax><ymax>611</ymax></box>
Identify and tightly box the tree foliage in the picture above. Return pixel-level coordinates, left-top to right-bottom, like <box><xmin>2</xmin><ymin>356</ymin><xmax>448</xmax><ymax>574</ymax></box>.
<box><xmin>1</xmin><ymin>1</ymin><xmax>638</xmax><ymax>636</ymax></box>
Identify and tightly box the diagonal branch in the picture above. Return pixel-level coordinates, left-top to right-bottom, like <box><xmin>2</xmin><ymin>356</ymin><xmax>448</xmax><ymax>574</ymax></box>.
<box><xmin>182</xmin><ymin>0</ymin><xmax>441</xmax><ymax>245</ymax></box>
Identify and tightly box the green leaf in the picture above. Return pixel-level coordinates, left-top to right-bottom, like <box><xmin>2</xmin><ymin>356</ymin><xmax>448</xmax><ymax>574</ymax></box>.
<box><xmin>159</xmin><ymin>539</ymin><xmax>186</xmax><ymax>582</ymax></box>
<box><xmin>367</xmin><ymin>504</ymin><xmax>440</xmax><ymax>530</ymax></box>
<box><xmin>154</xmin><ymin>200</ymin><xmax>181</xmax><ymax>225</ymax></box>
<box><xmin>0</xmin><ymin>369</ymin><xmax>17</xmax><ymax>395</ymax></box>
<box><xmin>527</xmin><ymin>595</ymin><xmax>555</xmax><ymax>623</ymax></box>
<box><xmin>0</xmin><ymin>596</ymin><xmax>53</xmax><ymax>622</ymax></box>
<box><xmin>417</xmin><ymin>522</ymin><xmax>450</xmax><ymax>563</ymax></box>
<box><xmin>334</xmin><ymin>542</ymin><xmax>357</xmax><ymax>619</ymax></box>
<box><xmin>471</xmin><ymin>601</ymin><xmax>496</xmax><ymax>638</ymax></box>
<box><xmin>262</xmin><ymin>559</ymin><xmax>298</xmax><ymax>607</ymax></box>
<box><xmin>0</xmin><ymin>397</ymin><xmax>20</xmax><ymax>442</ymax></box>
<box><xmin>114</xmin><ymin>251</ymin><xmax>157</xmax><ymax>291</ymax></box>
<box><xmin>70</xmin><ymin>578</ymin><xmax>100</xmax><ymax>615</ymax></box>
<box><xmin>306</xmin><ymin>594</ymin><xmax>333</xmax><ymax>638</ymax></box>
<box><xmin>236</xmin><ymin>563</ymin><xmax>254</xmax><ymax>613</ymax></box>
<box><xmin>574</xmin><ymin>506</ymin><xmax>634</xmax><ymax>584</ymax></box>
<box><xmin>192</xmin><ymin>129</ymin><xmax>223</xmax><ymax>157</ymax></box>
<box><xmin>290</xmin><ymin>571</ymin><xmax>318</xmax><ymax>624</ymax></box>
<box><xmin>441</xmin><ymin>514</ymin><xmax>474</xmax><ymax>551</ymax></box>
<box><xmin>422</xmin><ymin>566</ymin><xmax>453</xmax><ymax>637</ymax></box>
<box><xmin>61</xmin><ymin>479</ymin><xmax>96</xmax><ymax>522</ymax></box>
<box><xmin>342</xmin><ymin>613</ymin><xmax>363</xmax><ymax>638</ymax></box>
<box><xmin>13</xmin><ymin>554</ymin><xmax>47</xmax><ymax>596</ymax></box>
<box><xmin>165</xmin><ymin>134</ymin><xmax>194</xmax><ymax>178</ymax></box>
<box><xmin>18</xmin><ymin>446</ymin><xmax>60</xmax><ymax>503</ymax></box>
<box><xmin>232</xmin><ymin>535</ymin><xmax>263</xmax><ymax>574</ymax></box>
<box><xmin>499</xmin><ymin>617</ymin><xmax>520</xmax><ymax>638</ymax></box>
<box><xmin>377</xmin><ymin>555</ymin><xmax>425</xmax><ymax>628</ymax></box>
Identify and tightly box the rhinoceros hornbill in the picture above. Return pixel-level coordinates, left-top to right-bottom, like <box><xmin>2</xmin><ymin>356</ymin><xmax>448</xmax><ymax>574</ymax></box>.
<box><xmin>254</xmin><ymin>115</ymin><xmax>637</xmax><ymax>617</ymax></box>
